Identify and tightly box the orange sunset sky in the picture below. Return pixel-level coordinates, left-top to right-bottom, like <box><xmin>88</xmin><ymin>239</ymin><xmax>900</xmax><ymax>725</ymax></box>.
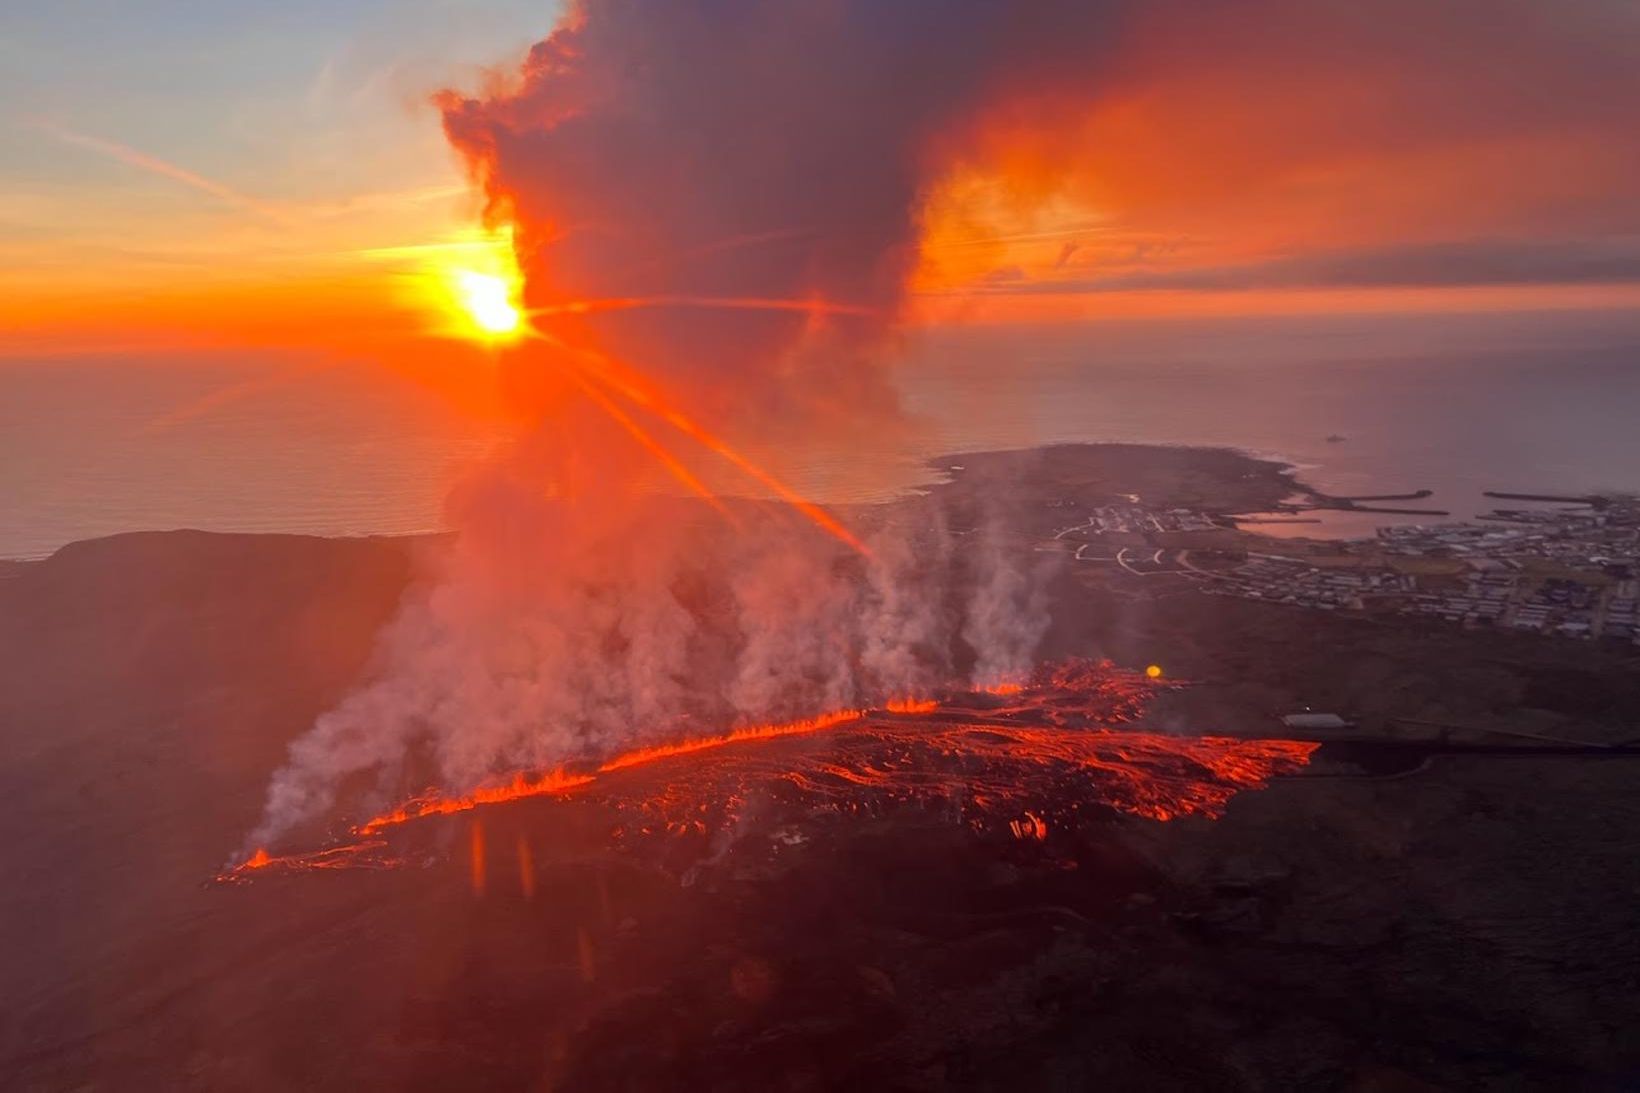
<box><xmin>3</xmin><ymin>1</ymin><xmax>1639</xmax><ymax>376</ymax></box>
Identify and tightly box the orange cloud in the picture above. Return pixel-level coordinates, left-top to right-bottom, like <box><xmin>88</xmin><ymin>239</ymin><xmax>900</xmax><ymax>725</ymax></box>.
<box><xmin>913</xmin><ymin>0</ymin><xmax>1640</xmax><ymax>314</ymax></box>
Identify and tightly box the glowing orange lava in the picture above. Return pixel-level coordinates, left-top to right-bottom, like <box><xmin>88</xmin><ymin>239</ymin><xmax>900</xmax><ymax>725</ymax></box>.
<box><xmin>354</xmin><ymin>768</ymin><xmax>597</xmax><ymax>836</ymax></box>
<box><xmin>217</xmin><ymin>840</ymin><xmax>391</xmax><ymax>882</ymax></box>
<box><xmin>594</xmin><ymin>708</ymin><xmax>867</xmax><ymax>774</ymax></box>
<box><xmin>224</xmin><ymin>663</ymin><xmax>1320</xmax><ymax>882</ymax></box>
<box><xmin>335</xmin><ymin>709</ymin><xmax>874</xmax><ymax>848</ymax></box>
<box><xmin>1010</xmin><ymin>812</ymin><xmax>1049</xmax><ymax>840</ymax></box>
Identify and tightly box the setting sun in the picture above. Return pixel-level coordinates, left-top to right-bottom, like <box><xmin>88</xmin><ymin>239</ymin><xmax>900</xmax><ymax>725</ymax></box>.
<box><xmin>453</xmin><ymin>270</ymin><xmax>521</xmax><ymax>337</ymax></box>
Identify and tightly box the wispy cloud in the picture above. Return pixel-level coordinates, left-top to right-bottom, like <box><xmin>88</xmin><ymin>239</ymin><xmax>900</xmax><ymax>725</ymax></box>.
<box><xmin>31</xmin><ymin>121</ymin><xmax>288</xmax><ymax>223</ymax></box>
<box><xmin>986</xmin><ymin>238</ymin><xmax>1640</xmax><ymax>295</ymax></box>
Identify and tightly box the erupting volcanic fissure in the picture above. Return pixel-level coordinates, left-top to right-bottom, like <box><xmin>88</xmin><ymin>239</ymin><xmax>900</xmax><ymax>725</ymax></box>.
<box><xmin>240</xmin><ymin>2</ymin><xmax>1320</xmax><ymax>866</ymax></box>
<box><xmin>226</xmin><ymin>664</ymin><xmax>1316</xmax><ymax>881</ymax></box>
<box><xmin>349</xmin><ymin>707</ymin><xmax>870</xmax><ymax>839</ymax></box>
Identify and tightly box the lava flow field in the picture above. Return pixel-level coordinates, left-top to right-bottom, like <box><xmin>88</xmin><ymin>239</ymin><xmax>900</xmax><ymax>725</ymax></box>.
<box><xmin>227</xmin><ymin>661</ymin><xmax>1316</xmax><ymax>886</ymax></box>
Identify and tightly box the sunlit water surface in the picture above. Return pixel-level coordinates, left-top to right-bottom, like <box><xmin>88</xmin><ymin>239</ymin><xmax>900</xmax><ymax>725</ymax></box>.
<box><xmin>5</xmin><ymin>311</ymin><xmax>1639</xmax><ymax>559</ymax></box>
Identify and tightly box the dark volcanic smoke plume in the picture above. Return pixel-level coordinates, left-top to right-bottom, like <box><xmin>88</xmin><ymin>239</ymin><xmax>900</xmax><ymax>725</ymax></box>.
<box><xmin>248</xmin><ymin>2</ymin><xmax>1134</xmax><ymax>851</ymax></box>
<box><xmin>436</xmin><ymin>1</ymin><xmax>1119</xmax><ymax>423</ymax></box>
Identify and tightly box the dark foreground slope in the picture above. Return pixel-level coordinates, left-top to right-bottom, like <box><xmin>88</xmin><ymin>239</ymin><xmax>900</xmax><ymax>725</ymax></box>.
<box><xmin>2</xmin><ymin>509</ymin><xmax>1639</xmax><ymax>1089</ymax></box>
<box><xmin>0</xmin><ymin>531</ymin><xmax>417</xmax><ymax>1083</ymax></box>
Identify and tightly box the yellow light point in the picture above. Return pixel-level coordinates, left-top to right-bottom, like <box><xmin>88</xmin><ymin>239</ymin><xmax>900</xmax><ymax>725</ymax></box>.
<box><xmin>453</xmin><ymin>270</ymin><xmax>521</xmax><ymax>336</ymax></box>
<box><xmin>1146</xmin><ymin>664</ymin><xmax>1164</xmax><ymax>680</ymax></box>
<box><xmin>374</xmin><ymin>228</ymin><xmax>524</xmax><ymax>344</ymax></box>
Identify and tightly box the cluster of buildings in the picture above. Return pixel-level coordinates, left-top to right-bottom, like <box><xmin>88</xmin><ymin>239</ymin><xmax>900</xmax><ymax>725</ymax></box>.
<box><xmin>1402</xmin><ymin>566</ymin><xmax>1515</xmax><ymax>627</ymax></box>
<box><xmin>1376</xmin><ymin>502</ymin><xmax>1640</xmax><ymax>567</ymax></box>
<box><xmin>1201</xmin><ymin>554</ymin><xmax>1414</xmax><ymax>611</ymax></box>
<box><xmin>1235</xmin><ymin>500</ymin><xmax>1640</xmax><ymax>641</ymax></box>
<box><xmin>1598</xmin><ymin>580</ymin><xmax>1639</xmax><ymax>642</ymax></box>
<box><xmin>1055</xmin><ymin>495</ymin><xmax>1640</xmax><ymax>644</ymax></box>
<box><xmin>1053</xmin><ymin>505</ymin><xmax>1221</xmax><ymax>539</ymax></box>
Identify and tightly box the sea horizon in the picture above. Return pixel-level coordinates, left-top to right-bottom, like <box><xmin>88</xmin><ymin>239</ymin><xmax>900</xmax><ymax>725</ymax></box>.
<box><xmin>6</xmin><ymin>309</ymin><xmax>1640</xmax><ymax>560</ymax></box>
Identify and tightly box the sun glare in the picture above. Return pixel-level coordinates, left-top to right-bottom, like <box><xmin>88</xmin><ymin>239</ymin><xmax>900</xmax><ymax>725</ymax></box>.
<box><xmin>454</xmin><ymin>270</ymin><xmax>521</xmax><ymax>336</ymax></box>
<box><xmin>386</xmin><ymin>229</ymin><xmax>525</xmax><ymax>344</ymax></box>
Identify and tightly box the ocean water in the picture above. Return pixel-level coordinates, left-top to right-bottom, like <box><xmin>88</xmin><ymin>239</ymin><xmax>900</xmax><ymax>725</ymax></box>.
<box><xmin>891</xmin><ymin>311</ymin><xmax>1640</xmax><ymax>538</ymax></box>
<box><xmin>0</xmin><ymin>356</ymin><xmax>499</xmax><ymax>560</ymax></box>
<box><xmin>5</xmin><ymin>311</ymin><xmax>1640</xmax><ymax>559</ymax></box>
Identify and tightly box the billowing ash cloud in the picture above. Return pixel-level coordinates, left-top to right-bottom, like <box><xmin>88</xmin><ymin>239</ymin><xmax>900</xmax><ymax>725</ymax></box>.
<box><xmin>434</xmin><ymin>1</ymin><xmax>1122</xmax><ymax>421</ymax></box>
<box><xmin>244</xmin><ymin>2</ymin><xmax>1120</xmax><ymax>851</ymax></box>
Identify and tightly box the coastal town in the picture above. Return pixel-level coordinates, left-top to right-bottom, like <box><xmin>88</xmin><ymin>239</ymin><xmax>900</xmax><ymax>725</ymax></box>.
<box><xmin>1052</xmin><ymin>495</ymin><xmax>1640</xmax><ymax>644</ymax></box>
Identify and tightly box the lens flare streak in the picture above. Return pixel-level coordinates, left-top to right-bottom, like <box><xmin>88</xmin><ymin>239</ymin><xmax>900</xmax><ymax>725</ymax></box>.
<box><xmin>552</xmin><ymin>342</ymin><xmax>872</xmax><ymax>556</ymax></box>
<box><xmin>528</xmin><ymin>295</ymin><xmax>878</xmax><ymax>319</ymax></box>
<box><xmin>566</xmin><ymin>368</ymin><xmax>737</xmax><ymax>521</ymax></box>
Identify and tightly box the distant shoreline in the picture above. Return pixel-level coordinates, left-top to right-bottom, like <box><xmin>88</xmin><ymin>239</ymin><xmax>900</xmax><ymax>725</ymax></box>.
<box><xmin>9</xmin><ymin>436</ymin><xmax>1629</xmax><ymax>563</ymax></box>
<box><xmin>6</xmin><ymin>441</ymin><xmax>1299</xmax><ymax>564</ymax></box>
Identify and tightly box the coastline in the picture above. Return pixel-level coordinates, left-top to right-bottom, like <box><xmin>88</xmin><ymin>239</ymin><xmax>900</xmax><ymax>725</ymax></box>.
<box><xmin>8</xmin><ymin>441</ymin><xmax>1304</xmax><ymax>563</ymax></box>
<box><xmin>9</xmin><ymin>434</ymin><xmax>1634</xmax><ymax>563</ymax></box>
